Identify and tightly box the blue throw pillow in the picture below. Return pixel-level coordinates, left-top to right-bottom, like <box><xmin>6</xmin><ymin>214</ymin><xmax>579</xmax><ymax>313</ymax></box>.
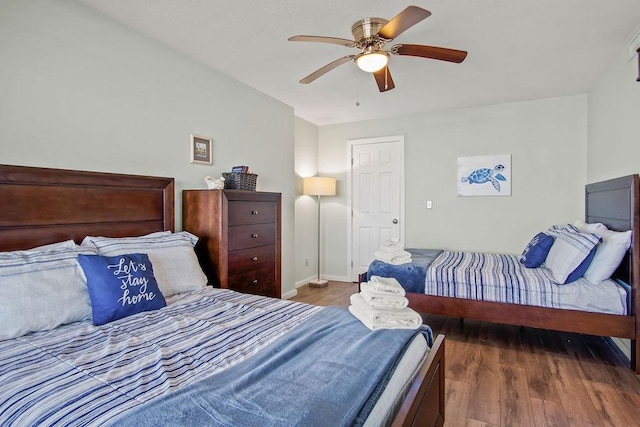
<box><xmin>520</xmin><ymin>232</ymin><xmax>555</xmax><ymax>268</ymax></box>
<box><xmin>565</xmin><ymin>246</ymin><xmax>597</xmax><ymax>283</ymax></box>
<box><xmin>78</xmin><ymin>253</ymin><xmax>166</xmax><ymax>326</ymax></box>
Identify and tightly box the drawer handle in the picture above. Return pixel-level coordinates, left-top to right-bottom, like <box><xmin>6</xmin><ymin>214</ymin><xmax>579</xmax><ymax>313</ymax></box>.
<box><xmin>251</xmin><ymin>233</ymin><xmax>258</xmax><ymax>238</ymax></box>
<box><xmin>251</xmin><ymin>210</ymin><xmax>258</xmax><ymax>215</ymax></box>
<box><xmin>252</xmin><ymin>279</ymin><xmax>259</xmax><ymax>284</ymax></box>
<box><xmin>252</xmin><ymin>256</ymin><xmax>258</xmax><ymax>261</ymax></box>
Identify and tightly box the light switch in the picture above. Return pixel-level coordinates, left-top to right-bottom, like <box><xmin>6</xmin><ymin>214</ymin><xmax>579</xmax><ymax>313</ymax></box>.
<box><xmin>427</xmin><ymin>200</ymin><xmax>432</xmax><ymax>209</ymax></box>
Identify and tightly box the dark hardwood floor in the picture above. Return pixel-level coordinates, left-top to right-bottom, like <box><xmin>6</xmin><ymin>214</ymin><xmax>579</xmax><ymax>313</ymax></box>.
<box><xmin>291</xmin><ymin>281</ymin><xmax>640</xmax><ymax>427</ymax></box>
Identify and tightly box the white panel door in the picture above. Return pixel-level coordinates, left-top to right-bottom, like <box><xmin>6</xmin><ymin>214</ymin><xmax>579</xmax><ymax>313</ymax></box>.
<box><xmin>349</xmin><ymin>136</ymin><xmax>404</xmax><ymax>281</ymax></box>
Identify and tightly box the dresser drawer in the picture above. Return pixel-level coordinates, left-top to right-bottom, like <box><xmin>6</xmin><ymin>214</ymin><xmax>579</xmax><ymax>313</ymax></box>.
<box><xmin>228</xmin><ymin>201</ymin><xmax>276</xmax><ymax>226</ymax></box>
<box><xmin>228</xmin><ymin>245</ymin><xmax>275</xmax><ymax>276</ymax></box>
<box><xmin>228</xmin><ymin>223</ymin><xmax>275</xmax><ymax>251</ymax></box>
<box><xmin>228</xmin><ymin>266</ymin><xmax>276</xmax><ymax>297</ymax></box>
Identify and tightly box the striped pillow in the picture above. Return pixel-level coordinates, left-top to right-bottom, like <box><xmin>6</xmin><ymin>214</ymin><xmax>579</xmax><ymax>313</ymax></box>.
<box><xmin>0</xmin><ymin>245</ymin><xmax>95</xmax><ymax>340</ymax></box>
<box><xmin>545</xmin><ymin>225</ymin><xmax>601</xmax><ymax>284</ymax></box>
<box><xmin>82</xmin><ymin>232</ymin><xmax>207</xmax><ymax>297</ymax></box>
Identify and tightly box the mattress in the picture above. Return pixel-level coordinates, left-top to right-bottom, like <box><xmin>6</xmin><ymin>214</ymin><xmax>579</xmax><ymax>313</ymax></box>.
<box><xmin>364</xmin><ymin>333</ymin><xmax>429</xmax><ymax>427</ymax></box>
<box><xmin>368</xmin><ymin>249</ymin><xmax>628</xmax><ymax>315</ymax></box>
<box><xmin>427</xmin><ymin>251</ymin><xmax>627</xmax><ymax>315</ymax></box>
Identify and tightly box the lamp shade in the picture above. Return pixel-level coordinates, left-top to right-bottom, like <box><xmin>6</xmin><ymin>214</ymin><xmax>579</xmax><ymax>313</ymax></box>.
<box><xmin>356</xmin><ymin>51</ymin><xmax>389</xmax><ymax>73</ymax></box>
<box><xmin>303</xmin><ymin>176</ymin><xmax>336</xmax><ymax>196</ymax></box>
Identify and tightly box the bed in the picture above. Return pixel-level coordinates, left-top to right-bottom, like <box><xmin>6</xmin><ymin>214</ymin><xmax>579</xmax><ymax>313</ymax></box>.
<box><xmin>0</xmin><ymin>164</ymin><xmax>445</xmax><ymax>427</ymax></box>
<box><xmin>361</xmin><ymin>174</ymin><xmax>639</xmax><ymax>374</ymax></box>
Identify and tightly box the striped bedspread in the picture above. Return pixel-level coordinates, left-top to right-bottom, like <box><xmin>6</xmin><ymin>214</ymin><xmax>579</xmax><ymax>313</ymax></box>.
<box><xmin>425</xmin><ymin>251</ymin><xmax>627</xmax><ymax>314</ymax></box>
<box><xmin>426</xmin><ymin>251</ymin><xmax>563</xmax><ymax>308</ymax></box>
<box><xmin>0</xmin><ymin>288</ymin><xmax>322</xmax><ymax>426</ymax></box>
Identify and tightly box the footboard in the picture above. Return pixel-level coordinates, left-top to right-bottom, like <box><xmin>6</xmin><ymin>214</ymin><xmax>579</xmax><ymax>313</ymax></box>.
<box><xmin>392</xmin><ymin>334</ymin><xmax>446</xmax><ymax>427</ymax></box>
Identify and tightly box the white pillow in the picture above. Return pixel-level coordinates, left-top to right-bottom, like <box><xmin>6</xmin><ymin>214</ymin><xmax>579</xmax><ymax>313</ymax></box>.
<box><xmin>82</xmin><ymin>231</ymin><xmax>207</xmax><ymax>297</ymax></box>
<box><xmin>33</xmin><ymin>239</ymin><xmax>77</xmax><ymax>251</ymax></box>
<box><xmin>0</xmin><ymin>245</ymin><xmax>95</xmax><ymax>340</ymax></box>
<box><xmin>583</xmin><ymin>228</ymin><xmax>632</xmax><ymax>284</ymax></box>
<box><xmin>574</xmin><ymin>219</ymin><xmax>607</xmax><ymax>234</ymax></box>
<box><xmin>545</xmin><ymin>225</ymin><xmax>601</xmax><ymax>284</ymax></box>
<box><xmin>80</xmin><ymin>231</ymin><xmax>171</xmax><ymax>246</ymax></box>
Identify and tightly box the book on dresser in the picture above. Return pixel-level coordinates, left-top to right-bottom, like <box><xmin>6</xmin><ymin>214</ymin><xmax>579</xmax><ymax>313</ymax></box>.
<box><xmin>182</xmin><ymin>189</ymin><xmax>282</xmax><ymax>298</ymax></box>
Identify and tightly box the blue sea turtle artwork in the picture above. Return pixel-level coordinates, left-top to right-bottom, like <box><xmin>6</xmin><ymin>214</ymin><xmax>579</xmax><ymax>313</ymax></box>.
<box><xmin>460</xmin><ymin>164</ymin><xmax>507</xmax><ymax>191</ymax></box>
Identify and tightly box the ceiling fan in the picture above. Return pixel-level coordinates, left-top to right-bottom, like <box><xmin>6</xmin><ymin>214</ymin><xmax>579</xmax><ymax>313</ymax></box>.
<box><xmin>288</xmin><ymin>5</ymin><xmax>467</xmax><ymax>92</ymax></box>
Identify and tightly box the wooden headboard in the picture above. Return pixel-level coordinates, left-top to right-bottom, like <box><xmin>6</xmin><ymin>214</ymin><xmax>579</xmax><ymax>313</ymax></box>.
<box><xmin>0</xmin><ymin>164</ymin><xmax>174</xmax><ymax>251</ymax></box>
<box><xmin>585</xmin><ymin>174</ymin><xmax>640</xmax><ymax>288</ymax></box>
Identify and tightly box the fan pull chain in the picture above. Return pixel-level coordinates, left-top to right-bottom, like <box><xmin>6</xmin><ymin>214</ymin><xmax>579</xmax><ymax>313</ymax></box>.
<box><xmin>355</xmin><ymin>64</ymin><xmax>360</xmax><ymax>106</ymax></box>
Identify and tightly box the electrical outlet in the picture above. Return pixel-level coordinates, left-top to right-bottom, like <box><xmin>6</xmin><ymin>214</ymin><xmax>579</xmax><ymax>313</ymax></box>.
<box><xmin>304</xmin><ymin>258</ymin><xmax>309</xmax><ymax>267</ymax></box>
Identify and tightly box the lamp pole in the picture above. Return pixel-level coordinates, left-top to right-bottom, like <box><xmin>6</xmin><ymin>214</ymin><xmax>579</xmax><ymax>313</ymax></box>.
<box><xmin>316</xmin><ymin>194</ymin><xmax>322</xmax><ymax>284</ymax></box>
<box><xmin>310</xmin><ymin>193</ymin><xmax>328</xmax><ymax>287</ymax></box>
<box><xmin>303</xmin><ymin>176</ymin><xmax>336</xmax><ymax>288</ymax></box>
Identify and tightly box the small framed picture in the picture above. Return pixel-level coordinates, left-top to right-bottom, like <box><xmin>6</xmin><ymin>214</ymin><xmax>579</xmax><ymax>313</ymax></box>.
<box><xmin>190</xmin><ymin>134</ymin><xmax>213</xmax><ymax>165</ymax></box>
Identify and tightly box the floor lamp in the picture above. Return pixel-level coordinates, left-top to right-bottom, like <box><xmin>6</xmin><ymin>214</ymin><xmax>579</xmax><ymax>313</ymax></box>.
<box><xmin>303</xmin><ymin>176</ymin><xmax>336</xmax><ymax>288</ymax></box>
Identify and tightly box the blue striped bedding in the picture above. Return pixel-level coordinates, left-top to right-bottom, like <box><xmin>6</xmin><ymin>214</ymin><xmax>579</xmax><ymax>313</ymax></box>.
<box><xmin>427</xmin><ymin>251</ymin><xmax>627</xmax><ymax>314</ymax></box>
<box><xmin>369</xmin><ymin>250</ymin><xmax>627</xmax><ymax>315</ymax></box>
<box><xmin>0</xmin><ymin>289</ymin><xmax>323</xmax><ymax>426</ymax></box>
<box><xmin>112</xmin><ymin>306</ymin><xmax>431</xmax><ymax>427</ymax></box>
<box><xmin>427</xmin><ymin>251</ymin><xmax>559</xmax><ymax>306</ymax></box>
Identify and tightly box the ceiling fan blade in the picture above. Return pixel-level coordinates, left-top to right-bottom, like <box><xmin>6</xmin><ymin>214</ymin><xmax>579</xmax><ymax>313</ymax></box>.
<box><xmin>373</xmin><ymin>66</ymin><xmax>395</xmax><ymax>92</ymax></box>
<box><xmin>393</xmin><ymin>44</ymin><xmax>467</xmax><ymax>63</ymax></box>
<box><xmin>288</xmin><ymin>35</ymin><xmax>356</xmax><ymax>48</ymax></box>
<box><xmin>299</xmin><ymin>55</ymin><xmax>355</xmax><ymax>84</ymax></box>
<box><xmin>378</xmin><ymin>6</ymin><xmax>431</xmax><ymax>40</ymax></box>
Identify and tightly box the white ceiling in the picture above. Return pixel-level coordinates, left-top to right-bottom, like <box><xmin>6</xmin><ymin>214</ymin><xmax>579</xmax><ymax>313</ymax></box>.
<box><xmin>77</xmin><ymin>0</ymin><xmax>640</xmax><ymax>126</ymax></box>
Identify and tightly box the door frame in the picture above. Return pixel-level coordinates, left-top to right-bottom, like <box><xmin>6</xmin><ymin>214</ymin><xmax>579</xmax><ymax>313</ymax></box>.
<box><xmin>347</xmin><ymin>135</ymin><xmax>405</xmax><ymax>282</ymax></box>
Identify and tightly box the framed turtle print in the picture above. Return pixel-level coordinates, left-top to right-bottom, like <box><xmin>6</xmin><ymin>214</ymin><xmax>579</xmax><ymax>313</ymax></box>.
<box><xmin>457</xmin><ymin>154</ymin><xmax>511</xmax><ymax>197</ymax></box>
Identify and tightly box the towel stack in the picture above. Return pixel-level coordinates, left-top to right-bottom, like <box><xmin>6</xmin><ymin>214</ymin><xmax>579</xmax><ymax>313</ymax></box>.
<box><xmin>374</xmin><ymin>239</ymin><xmax>412</xmax><ymax>265</ymax></box>
<box><xmin>349</xmin><ymin>276</ymin><xmax>422</xmax><ymax>330</ymax></box>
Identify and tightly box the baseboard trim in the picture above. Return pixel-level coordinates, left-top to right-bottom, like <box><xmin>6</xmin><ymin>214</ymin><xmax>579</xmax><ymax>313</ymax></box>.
<box><xmin>282</xmin><ymin>289</ymin><xmax>298</xmax><ymax>300</ymax></box>
<box><xmin>610</xmin><ymin>337</ymin><xmax>631</xmax><ymax>360</ymax></box>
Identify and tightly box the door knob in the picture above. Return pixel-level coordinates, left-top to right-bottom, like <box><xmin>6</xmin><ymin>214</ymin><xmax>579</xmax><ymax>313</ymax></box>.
<box><xmin>392</xmin><ymin>219</ymin><xmax>398</xmax><ymax>224</ymax></box>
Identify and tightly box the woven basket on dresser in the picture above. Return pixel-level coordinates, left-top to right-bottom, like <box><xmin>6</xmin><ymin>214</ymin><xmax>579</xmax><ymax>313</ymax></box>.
<box><xmin>222</xmin><ymin>172</ymin><xmax>257</xmax><ymax>191</ymax></box>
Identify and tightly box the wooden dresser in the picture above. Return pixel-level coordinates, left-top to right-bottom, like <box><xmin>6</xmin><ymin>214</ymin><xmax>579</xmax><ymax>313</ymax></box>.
<box><xmin>182</xmin><ymin>190</ymin><xmax>281</xmax><ymax>298</ymax></box>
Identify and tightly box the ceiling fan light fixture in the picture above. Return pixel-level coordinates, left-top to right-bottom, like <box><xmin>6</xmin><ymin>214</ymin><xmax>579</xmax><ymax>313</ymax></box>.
<box><xmin>289</xmin><ymin>6</ymin><xmax>466</xmax><ymax>91</ymax></box>
<box><xmin>356</xmin><ymin>50</ymin><xmax>389</xmax><ymax>72</ymax></box>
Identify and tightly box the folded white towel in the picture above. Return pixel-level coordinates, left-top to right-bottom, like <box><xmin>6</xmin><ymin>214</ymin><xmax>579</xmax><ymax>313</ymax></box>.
<box><xmin>374</xmin><ymin>250</ymin><xmax>412</xmax><ymax>265</ymax></box>
<box><xmin>348</xmin><ymin>294</ymin><xmax>422</xmax><ymax>330</ymax></box>
<box><xmin>377</xmin><ymin>245</ymin><xmax>407</xmax><ymax>254</ymax></box>
<box><xmin>360</xmin><ymin>290</ymin><xmax>409</xmax><ymax>309</ymax></box>
<box><xmin>364</xmin><ymin>276</ymin><xmax>406</xmax><ymax>296</ymax></box>
<box><xmin>381</xmin><ymin>239</ymin><xmax>404</xmax><ymax>250</ymax></box>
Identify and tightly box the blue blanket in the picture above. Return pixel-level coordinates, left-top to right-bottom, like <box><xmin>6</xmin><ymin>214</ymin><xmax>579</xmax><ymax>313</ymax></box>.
<box><xmin>367</xmin><ymin>249</ymin><xmax>443</xmax><ymax>293</ymax></box>
<box><xmin>112</xmin><ymin>306</ymin><xmax>432</xmax><ymax>427</ymax></box>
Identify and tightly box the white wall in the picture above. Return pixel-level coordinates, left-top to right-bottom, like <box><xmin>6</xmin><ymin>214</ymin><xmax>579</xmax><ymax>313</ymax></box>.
<box><xmin>0</xmin><ymin>1</ymin><xmax>297</xmax><ymax>296</ymax></box>
<box><xmin>319</xmin><ymin>96</ymin><xmax>587</xmax><ymax>280</ymax></box>
<box><xmin>293</xmin><ymin>117</ymin><xmax>319</xmax><ymax>291</ymax></box>
<box><xmin>588</xmin><ymin>46</ymin><xmax>640</xmax><ymax>182</ymax></box>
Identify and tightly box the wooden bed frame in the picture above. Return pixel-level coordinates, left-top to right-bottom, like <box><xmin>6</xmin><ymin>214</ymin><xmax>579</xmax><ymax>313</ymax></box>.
<box><xmin>362</xmin><ymin>174</ymin><xmax>640</xmax><ymax>375</ymax></box>
<box><xmin>0</xmin><ymin>164</ymin><xmax>446</xmax><ymax>427</ymax></box>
